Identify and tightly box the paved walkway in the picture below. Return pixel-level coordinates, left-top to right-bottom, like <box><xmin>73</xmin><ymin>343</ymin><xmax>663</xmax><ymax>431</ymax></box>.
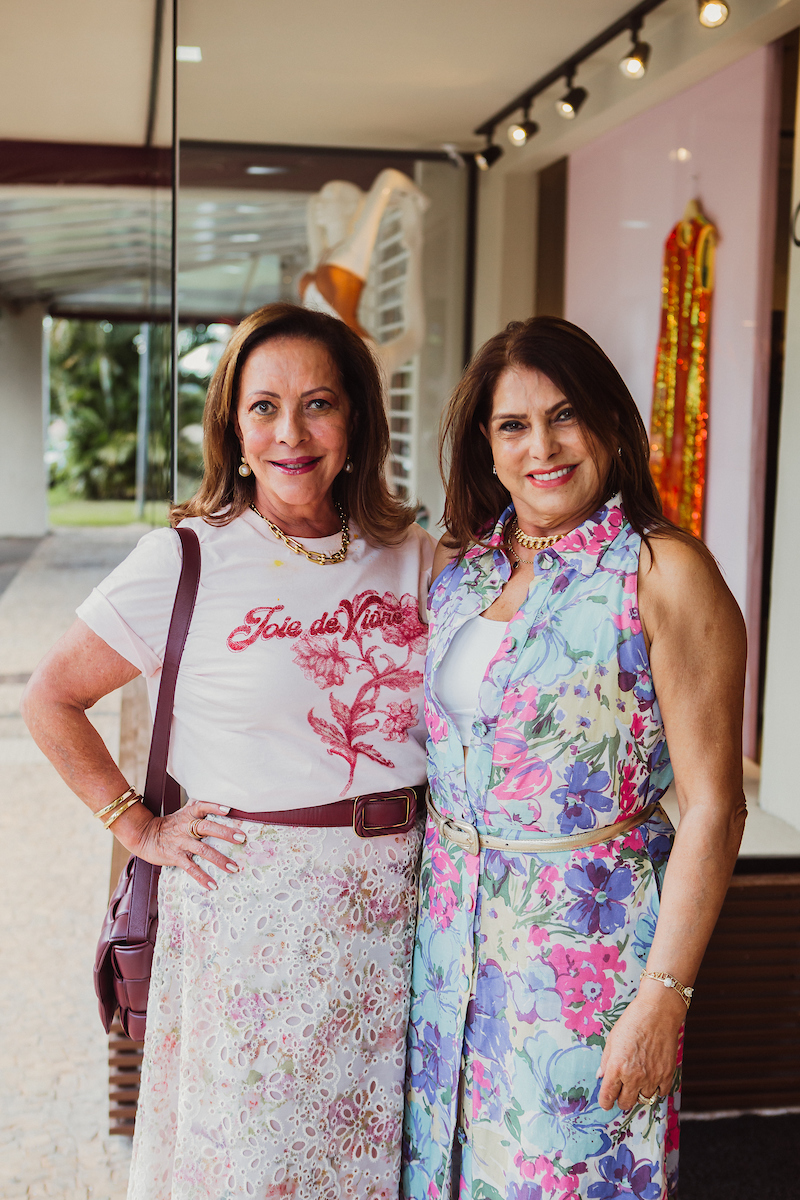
<box><xmin>0</xmin><ymin>527</ymin><xmax>149</xmax><ymax>1200</ymax></box>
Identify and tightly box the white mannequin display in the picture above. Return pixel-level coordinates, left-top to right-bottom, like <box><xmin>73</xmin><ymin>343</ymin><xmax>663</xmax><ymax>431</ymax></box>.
<box><xmin>299</xmin><ymin>169</ymin><xmax>429</xmax><ymax>378</ymax></box>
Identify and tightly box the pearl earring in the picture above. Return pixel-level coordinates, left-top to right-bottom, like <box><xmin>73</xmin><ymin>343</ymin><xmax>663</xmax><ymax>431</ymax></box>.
<box><xmin>344</xmin><ymin>457</ymin><xmax>354</xmax><ymax>474</ymax></box>
<box><xmin>238</xmin><ymin>456</ymin><xmax>252</xmax><ymax>477</ymax></box>
<box><xmin>492</xmin><ymin>465</ymin><xmax>497</xmax><ymax>476</ymax></box>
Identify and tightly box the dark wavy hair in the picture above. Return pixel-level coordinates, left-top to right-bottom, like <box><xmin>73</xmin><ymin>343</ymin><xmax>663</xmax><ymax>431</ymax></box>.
<box><xmin>441</xmin><ymin>315</ymin><xmax>704</xmax><ymax>558</ymax></box>
<box><xmin>172</xmin><ymin>303</ymin><xmax>415</xmax><ymax>545</ymax></box>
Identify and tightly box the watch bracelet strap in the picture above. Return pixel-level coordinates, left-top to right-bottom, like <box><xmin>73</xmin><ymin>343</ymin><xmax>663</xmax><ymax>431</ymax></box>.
<box><xmin>128</xmin><ymin>527</ymin><xmax>201</xmax><ymax>943</ymax></box>
<box><xmin>640</xmin><ymin>969</ymin><xmax>694</xmax><ymax>1008</ymax></box>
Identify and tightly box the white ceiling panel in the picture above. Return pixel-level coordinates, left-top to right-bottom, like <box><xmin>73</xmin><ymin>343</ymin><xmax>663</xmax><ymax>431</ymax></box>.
<box><xmin>0</xmin><ymin>0</ymin><xmax>169</xmax><ymax>146</ymax></box>
<box><xmin>176</xmin><ymin>0</ymin><xmax>647</xmax><ymax>148</ymax></box>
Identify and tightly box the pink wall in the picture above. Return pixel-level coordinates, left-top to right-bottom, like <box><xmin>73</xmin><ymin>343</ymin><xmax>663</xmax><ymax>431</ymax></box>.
<box><xmin>564</xmin><ymin>46</ymin><xmax>779</xmax><ymax>756</ymax></box>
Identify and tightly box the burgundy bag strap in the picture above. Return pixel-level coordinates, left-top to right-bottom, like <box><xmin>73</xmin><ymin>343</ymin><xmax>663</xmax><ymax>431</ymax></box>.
<box><xmin>127</xmin><ymin>526</ymin><xmax>201</xmax><ymax>942</ymax></box>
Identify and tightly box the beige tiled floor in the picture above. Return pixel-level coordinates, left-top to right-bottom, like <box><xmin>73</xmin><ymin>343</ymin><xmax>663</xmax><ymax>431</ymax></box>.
<box><xmin>0</xmin><ymin>527</ymin><xmax>148</xmax><ymax>1200</ymax></box>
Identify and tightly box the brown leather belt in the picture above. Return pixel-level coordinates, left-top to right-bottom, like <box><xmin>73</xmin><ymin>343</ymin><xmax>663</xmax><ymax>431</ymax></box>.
<box><xmin>227</xmin><ymin>784</ymin><xmax>424</xmax><ymax>838</ymax></box>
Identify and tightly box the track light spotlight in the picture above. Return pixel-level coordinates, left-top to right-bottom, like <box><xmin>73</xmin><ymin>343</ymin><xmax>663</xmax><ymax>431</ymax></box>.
<box><xmin>507</xmin><ymin>111</ymin><xmax>540</xmax><ymax>146</ymax></box>
<box><xmin>475</xmin><ymin>139</ymin><xmax>504</xmax><ymax>170</ymax></box>
<box><xmin>697</xmin><ymin>1</ymin><xmax>729</xmax><ymax>27</ymax></box>
<box><xmin>619</xmin><ymin>29</ymin><xmax>651</xmax><ymax>80</ymax></box>
<box><xmin>556</xmin><ymin>83</ymin><xmax>588</xmax><ymax>120</ymax></box>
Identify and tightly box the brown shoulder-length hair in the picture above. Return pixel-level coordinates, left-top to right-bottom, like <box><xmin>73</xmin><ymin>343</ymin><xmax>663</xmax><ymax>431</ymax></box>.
<box><xmin>172</xmin><ymin>302</ymin><xmax>415</xmax><ymax>544</ymax></box>
<box><xmin>442</xmin><ymin>315</ymin><xmax>705</xmax><ymax>558</ymax></box>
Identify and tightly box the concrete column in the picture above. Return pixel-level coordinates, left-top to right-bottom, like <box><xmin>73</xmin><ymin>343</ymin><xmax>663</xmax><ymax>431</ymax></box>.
<box><xmin>760</xmin><ymin>72</ymin><xmax>800</xmax><ymax>832</ymax></box>
<box><xmin>415</xmin><ymin>160</ymin><xmax>468</xmax><ymax>527</ymax></box>
<box><xmin>473</xmin><ymin>168</ymin><xmax>538</xmax><ymax>350</ymax></box>
<box><xmin>0</xmin><ymin>305</ymin><xmax>48</xmax><ymax>537</ymax></box>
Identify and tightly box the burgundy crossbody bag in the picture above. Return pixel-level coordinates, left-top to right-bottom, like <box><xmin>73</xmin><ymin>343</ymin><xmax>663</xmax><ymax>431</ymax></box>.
<box><xmin>94</xmin><ymin>526</ymin><xmax>201</xmax><ymax>1040</ymax></box>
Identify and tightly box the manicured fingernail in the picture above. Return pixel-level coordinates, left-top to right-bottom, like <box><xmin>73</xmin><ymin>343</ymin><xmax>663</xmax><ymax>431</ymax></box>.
<box><xmin>233</xmin><ymin>832</ymin><xmax>246</xmax><ymax>842</ymax></box>
<box><xmin>218</xmin><ymin>805</ymin><xmax>230</xmax><ymax>813</ymax></box>
<box><xmin>207</xmin><ymin>880</ymin><xmax>218</xmax><ymax>890</ymax></box>
<box><xmin>225</xmin><ymin>862</ymin><xmax>239</xmax><ymax>872</ymax></box>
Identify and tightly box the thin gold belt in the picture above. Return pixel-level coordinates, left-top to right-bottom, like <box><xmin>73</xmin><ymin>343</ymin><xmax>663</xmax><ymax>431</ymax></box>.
<box><xmin>425</xmin><ymin>790</ymin><xmax>660</xmax><ymax>856</ymax></box>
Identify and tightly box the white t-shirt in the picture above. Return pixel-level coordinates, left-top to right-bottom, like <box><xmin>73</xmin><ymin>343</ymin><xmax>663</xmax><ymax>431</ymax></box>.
<box><xmin>434</xmin><ymin>615</ymin><xmax>508</xmax><ymax>746</ymax></box>
<box><xmin>76</xmin><ymin>509</ymin><xmax>435</xmax><ymax>811</ymax></box>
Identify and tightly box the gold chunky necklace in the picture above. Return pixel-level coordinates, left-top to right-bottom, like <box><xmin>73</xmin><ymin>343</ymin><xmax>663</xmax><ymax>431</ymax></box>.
<box><xmin>513</xmin><ymin>520</ymin><xmax>563</xmax><ymax>552</ymax></box>
<box><xmin>249</xmin><ymin>501</ymin><xmax>350</xmax><ymax>565</ymax></box>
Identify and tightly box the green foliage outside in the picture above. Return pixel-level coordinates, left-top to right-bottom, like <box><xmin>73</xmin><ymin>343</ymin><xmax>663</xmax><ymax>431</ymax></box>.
<box><xmin>47</xmin><ymin>319</ymin><xmax>224</xmax><ymax>510</ymax></box>
<box><xmin>49</xmin><ymin>319</ymin><xmax>141</xmax><ymax>499</ymax></box>
<box><xmin>176</xmin><ymin>324</ymin><xmax>230</xmax><ymax>501</ymax></box>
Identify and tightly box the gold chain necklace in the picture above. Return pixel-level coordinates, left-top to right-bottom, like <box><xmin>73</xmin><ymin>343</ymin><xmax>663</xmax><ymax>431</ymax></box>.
<box><xmin>513</xmin><ymin>520</ymin><xmax>563</xmax><ymax>552</ymax></box>
<box><xmin>249</xmin><ymin>502</ymin><xmax>350</xmax><ymax>565</ymax></box>
<box><xmin>508</xmin><ymin>544</ymin><xmax>536</xmax><ymax>570</ymax></box>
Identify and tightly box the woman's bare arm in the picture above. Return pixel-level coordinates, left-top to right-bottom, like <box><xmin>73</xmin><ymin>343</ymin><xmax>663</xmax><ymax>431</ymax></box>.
<box><xmin>597</xmin><ymin>535</ymin><xmax>747</xmax><ymax>1110</ymax></box>
<box><xmin>21</xmin><ymin>619</ymin><xmax>245</xmax><ymax>889</ymax></box>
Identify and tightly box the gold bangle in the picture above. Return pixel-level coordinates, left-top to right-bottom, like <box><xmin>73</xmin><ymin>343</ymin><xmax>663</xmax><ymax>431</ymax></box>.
<box><xmin>640</xmin><ymin>969</ymin><xmax>694</xmax><ymax>1010</ymax></box>
<box><xmin>103</xmin><ymin>794</ymin><xmax>143</xmax><ymax>830</ymax></box>
<box><xmin>95</xmin><ymin>786</ymin><xmax>137</xmax><ymax>821</ymax></box>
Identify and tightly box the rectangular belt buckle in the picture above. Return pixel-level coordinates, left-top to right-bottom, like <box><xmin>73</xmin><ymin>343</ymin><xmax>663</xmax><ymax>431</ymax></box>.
<box><xmin>353</xmin><ymin>790</ymin><xmax>416</xmax><ymax>838</ymax></box>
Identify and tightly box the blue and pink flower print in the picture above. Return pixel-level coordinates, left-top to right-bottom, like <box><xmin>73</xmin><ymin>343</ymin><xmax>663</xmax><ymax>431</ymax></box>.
<box><xmin>403</xmin><ymin>498</ymin><xmax>679</xmax><ymax>1200</ymax></box>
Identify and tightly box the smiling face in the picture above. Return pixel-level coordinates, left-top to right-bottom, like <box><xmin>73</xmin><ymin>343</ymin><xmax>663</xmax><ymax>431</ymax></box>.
<box><xmin>485</xmin><ymin>366</ymin><xmax>611</xmax><ymax>536</ymax></box>
<box><xmin>234</xmin><ymin>336</ymin><xmax>351</xmax><ymax>529</ymax></box>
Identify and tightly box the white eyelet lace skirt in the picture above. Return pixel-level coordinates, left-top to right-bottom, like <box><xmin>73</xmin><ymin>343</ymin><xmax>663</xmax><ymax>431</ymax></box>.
<box><xmin>126</xmin><ymin>816</ymin><xmax>423</xmax><ymax>1200</ymax></box>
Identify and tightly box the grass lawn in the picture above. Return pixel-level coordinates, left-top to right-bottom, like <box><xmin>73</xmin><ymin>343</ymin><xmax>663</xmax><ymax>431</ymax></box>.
<box><xmin>48</xmin><ymin>487</ymin><xmax>170</xmax><ymax>527</ymax></box>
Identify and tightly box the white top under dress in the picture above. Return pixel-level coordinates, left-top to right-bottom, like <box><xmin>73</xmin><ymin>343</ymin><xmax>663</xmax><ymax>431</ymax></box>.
<box><xmin>434</xmin><ymin>614</ymin><xmax>508</xmax><ymax>746</ymax></box>
<box><xmin>76</xmin><ymin>509</ymin><xmax>434</xmax><ymax>811</ymax></box>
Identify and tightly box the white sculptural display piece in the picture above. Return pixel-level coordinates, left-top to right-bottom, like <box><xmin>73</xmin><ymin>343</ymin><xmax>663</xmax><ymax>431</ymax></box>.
<box><xmin>299</xmin><ymin>168</ymin><xmax>429</xmax><ymax>378</ymax></box>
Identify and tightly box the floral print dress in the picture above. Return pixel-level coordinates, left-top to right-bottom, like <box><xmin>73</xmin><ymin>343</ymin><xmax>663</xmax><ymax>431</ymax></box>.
<box><xmin>402</xmin><ymin>498</ymin><xmax>680</xmax><ymax>1200</ymax></box>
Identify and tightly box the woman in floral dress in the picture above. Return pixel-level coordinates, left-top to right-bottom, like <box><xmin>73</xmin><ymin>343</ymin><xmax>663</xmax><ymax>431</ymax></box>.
<box><xmin>402</xmin><ymin>317</ymin><xmax>746</xmax><ymax>1200</ymax></box>
<box><xmin>23</xmin><ymin>303</ymin><xmax>434</xmax><ymax>1199</ymax></box>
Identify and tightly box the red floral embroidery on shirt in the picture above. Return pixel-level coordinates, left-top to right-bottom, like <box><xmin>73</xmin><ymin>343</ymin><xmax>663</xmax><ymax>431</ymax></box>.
<box><xmin>292</xmin><ymin>589</ymin><xmax>426</xmax><ymax>793</ymax></box>
<box><xmin>382</xmin><ymin>699</ymin><xmax>419</xmax><ymax>743</ymax></box>
<box><xmin>292</xmin><ymin>635</ymin><xmax>353</xmax><ymax>688</ymax></box>
<box><xmin>379</xmin><ymin>591</ymin><xmax>429</xmax><ymax>654</ymax></box>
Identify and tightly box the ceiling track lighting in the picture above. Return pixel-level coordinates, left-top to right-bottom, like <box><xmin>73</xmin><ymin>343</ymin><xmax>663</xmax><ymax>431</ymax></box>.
<box><xmin>697</xmin><ymin>0</ymin><xmax>729</xmax><ymax>27</ymax></box>
<box><xmin>475</xmin><ymin>137</ymin><xmax>504</xmax><ymax>170</ymax></box>
<box><xmin>507</xmin><ymin>107</ymin><xmax>540</xmax><ymax>146</ymax></box>
<box><xmin>474</xmin><ymin>1</ymin><xmax>731</xmax><ymax>155</ymax></box>
<box><xmin>619</xmin><ymin>23</ymin><xmax>651</xmax><ymax>79</ymax></box>
<box><xmin>555</xmin><ymin>73</ymin><xmax>588</xmax><ymax>120</ymax></box>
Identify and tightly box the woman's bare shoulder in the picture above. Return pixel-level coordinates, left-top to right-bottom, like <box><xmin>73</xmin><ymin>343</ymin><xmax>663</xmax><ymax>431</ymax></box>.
<box><xmin>638</xmin><ymin>531</ymin><xmax>745</xmax><ymax>643</ymax></box>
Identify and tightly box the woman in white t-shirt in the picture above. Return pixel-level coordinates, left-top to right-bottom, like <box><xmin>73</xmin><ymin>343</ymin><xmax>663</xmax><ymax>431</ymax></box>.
<box><xmin>22</xmin><ymin>303</ymin><xmax>435</xmax><ymax>1199</ymax></box>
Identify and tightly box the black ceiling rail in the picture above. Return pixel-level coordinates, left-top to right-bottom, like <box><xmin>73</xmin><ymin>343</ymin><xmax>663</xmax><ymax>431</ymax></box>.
<box><xmin>179</xmin><ymin>138</ymin><xmax>452</xmax><ymax>162</ymax></box>
<box><xmin>474</xmin><ymin>0</ymin><xmax>671</xmax><ymax>138</ymax></box>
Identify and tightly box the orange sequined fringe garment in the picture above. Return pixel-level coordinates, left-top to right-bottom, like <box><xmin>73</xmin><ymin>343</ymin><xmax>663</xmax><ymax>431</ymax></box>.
<box><xmin>650</xmin><ymin>208</ymin><xmax>716</xmax><ymax>537</ymax></box>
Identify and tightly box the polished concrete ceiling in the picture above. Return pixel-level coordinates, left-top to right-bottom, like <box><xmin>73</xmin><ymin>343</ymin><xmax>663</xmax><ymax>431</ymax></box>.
<box><xmin>2</xmin><ymin>0</ymin><xmax>798</xmax><ymax>155</ymax></box>
<box><xmin>0</xmin><ymin>1</ymin><xmax>171</xmax><ymax>147</ymax></box>
<box><xmin>1</xmin><ymin>0</ymin><xmax>682</xmax><ymax>151</ymax></box>
<box><xmin>176</xmin><ymin>0</ymin><xmax>678</xmax><ymax>150</ymax></box>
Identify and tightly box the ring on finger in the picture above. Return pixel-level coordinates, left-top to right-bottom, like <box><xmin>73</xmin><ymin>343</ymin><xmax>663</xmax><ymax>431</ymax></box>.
<box><xmin>637</xmin><ymin>1090</ymin><xmax>660</xmax><ymax>1107</ymax></box>
<box><xmin>189</xmin><ymin>818</ymin><xmax>205</xmax><ymax>841</ymax></box>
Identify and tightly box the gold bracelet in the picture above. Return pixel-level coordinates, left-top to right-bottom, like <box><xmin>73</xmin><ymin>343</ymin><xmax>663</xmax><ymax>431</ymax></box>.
<box><xmin>103</xmin><ymin>794</ymin><xmax>143</xmax><ymax>830</ymax></box>
<box><xmin>640</xmin><ymin>969</ymin><xmax>694</xmax><ymax>1010</ymax></box>
<box><xmin>95</xmin><ymin>786</ymin><xmax>138</xmax><ymax>821</ymax></box>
